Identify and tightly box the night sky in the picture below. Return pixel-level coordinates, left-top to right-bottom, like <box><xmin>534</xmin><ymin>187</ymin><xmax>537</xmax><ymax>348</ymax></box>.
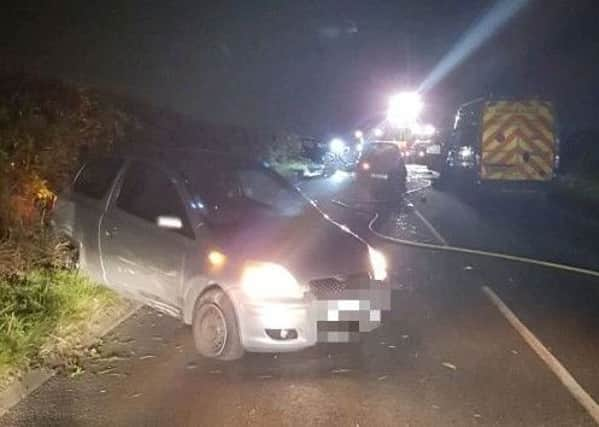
<box><xmin>2</xmin><ymin>0</ymin><xmax>599</xmax><ymax>136</ymax></box>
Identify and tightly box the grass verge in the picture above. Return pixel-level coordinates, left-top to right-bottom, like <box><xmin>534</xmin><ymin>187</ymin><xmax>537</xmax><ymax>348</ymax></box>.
<box><xmin>0</xmin><ymin>269</ymin><xmax>125</xmax><ymax>389</ymax></box>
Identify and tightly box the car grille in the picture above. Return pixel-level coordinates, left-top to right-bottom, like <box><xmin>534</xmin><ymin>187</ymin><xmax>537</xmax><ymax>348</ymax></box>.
<box><xmin>309</xmin><ymin>273</ymin><xmax>371</xmax><ymax>297</ymax></box>
<box><xmin>310</xmin><ymin>277</ymin><xmax>346</xmax><ymax>293</ymax></box>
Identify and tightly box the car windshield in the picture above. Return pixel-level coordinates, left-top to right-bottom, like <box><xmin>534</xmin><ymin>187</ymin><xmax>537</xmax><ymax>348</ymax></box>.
<box><xmin>184</xmin><ymin>162</ymin><xmax>308</xmax><ymax>220</ymax></box>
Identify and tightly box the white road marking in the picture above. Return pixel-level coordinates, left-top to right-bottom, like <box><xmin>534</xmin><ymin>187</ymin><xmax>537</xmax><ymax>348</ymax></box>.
<box><xmin>482</xmin><ymin>286</ymin><xmax>599</xmax><ymax>424</ymax></box>
<box><xmin>335</xmin><ymin>174</ymin><xmax>599</xmax><ymax>422</ymax></box>
<box><xmin>413</xmin><ymin>207</ymin><xmax>449</xmax><ymax>246</ymax></box>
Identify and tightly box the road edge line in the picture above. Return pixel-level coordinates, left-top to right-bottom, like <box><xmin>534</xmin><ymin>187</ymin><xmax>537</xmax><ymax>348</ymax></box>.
<box><xmin>481</xmin><ymin>286</ymin><xmax>599</xmax><ymax>424</ymax></box>
<box><xmin>412</xmin><ymin>207</ymin><xmax>449</xmax><ymax>246</ymax></box>
<box><xmin>0</xmin><ymin>301</ymin><xmax>141</xmax><ymax>418</ymax></box>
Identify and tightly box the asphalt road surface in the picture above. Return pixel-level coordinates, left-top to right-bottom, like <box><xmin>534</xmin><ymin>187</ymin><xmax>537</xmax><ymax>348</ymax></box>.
<box><xmin>2</xmin><ymin>166</ymin><xmax>599</xmax><ymax>426</ymax></box>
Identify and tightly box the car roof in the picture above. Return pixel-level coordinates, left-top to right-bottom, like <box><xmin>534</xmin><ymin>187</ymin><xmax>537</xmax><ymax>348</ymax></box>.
<box><xmin>115</xmin><ymin>146</ymin><xmax>260</xmax><ymax>172</ymax></box>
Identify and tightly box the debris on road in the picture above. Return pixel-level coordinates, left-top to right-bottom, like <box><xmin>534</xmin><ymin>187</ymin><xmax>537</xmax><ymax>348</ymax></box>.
<box><xmin>387</xmin><ymin>345</ymin><xmax>397</xmax><ymax>349</ymax></box>
<box><xmin>377</xmin><ymin>375</ymin><xmax>388</xmax><ymax>381</ymax></box>
<box><xmin>97</xmin><ymin>367</ymin><xmax>116</xmax><ymax>375</ymax></box>
<box><xmin>185</xmin><ymin>362</ymin><xmax>198</xmax><ymax>370</ymax></box>
<box><xmin>96</xmin><ymin>353</ymin><xmax>129</xmax><ymax>363</ymax></box>
<box><xmin>464</xmin><ymin>266</ymin><xmax>473</xmax><ymax>271</ymax></box>
<box><xmin>69</xmin><ymin>366</ymin><xmax>85</xmax><ymax>378</ymax></box>
<box><xmin>511</xmin><ymin>349</ymin><xmax>519</xmax><ymax>355</ymax></box>
<box><xmin>139</xmin><ymin>354</ymin><xmax>156</xmax><ymax>360</ymax></box>
<box><xmin>108</xmin><ymin>372</ymin><xmax>128</xmax><ymax>378</ymax></box>
<box><xmin>258</xmin><ymin>375</ymin><xmax>273</xmax><ymax>380</ymax></box>
<box><xmin>442</xmin><ymin>362</ymin><xmax>457</xmax><ymax>371</ymax></box>
<box><xmin>128</xmin><ymin>392</ymin><xmax>142</xmax><ymax>399</ymax></box>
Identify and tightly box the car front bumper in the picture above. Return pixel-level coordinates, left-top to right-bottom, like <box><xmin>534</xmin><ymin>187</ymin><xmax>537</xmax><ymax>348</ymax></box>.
<box><xmin>232</xmin><ymin>285</ymin><xmax>390</xmax><ymax>353</ymax></box>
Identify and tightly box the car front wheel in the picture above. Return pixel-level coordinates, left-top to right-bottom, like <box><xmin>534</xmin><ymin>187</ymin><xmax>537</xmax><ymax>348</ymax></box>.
<box><xmin>192</xmin><ymin>288</ymin><xmax>244</xmax><ymax>360</ymax></box>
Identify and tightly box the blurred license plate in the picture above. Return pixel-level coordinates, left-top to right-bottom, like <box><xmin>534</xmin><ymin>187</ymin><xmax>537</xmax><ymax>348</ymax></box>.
<box><xmin>426</xmin><ymin>144</ymin><xmax>441</xmax><ymax>154</ymax></box>
<box><xmin>370</xmin><ymin>173</ymin><xmax>388</xmax><ymax>180</ymax></box>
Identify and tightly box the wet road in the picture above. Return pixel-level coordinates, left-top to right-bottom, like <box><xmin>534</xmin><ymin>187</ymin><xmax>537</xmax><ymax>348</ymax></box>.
<box><xmin>2</xmin><ymin>167</ymin><xmax>599</xmax><ymax>426</ymax></box>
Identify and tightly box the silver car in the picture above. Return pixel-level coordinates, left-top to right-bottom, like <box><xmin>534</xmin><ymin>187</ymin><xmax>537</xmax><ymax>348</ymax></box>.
<box><xmin>52</xmin><ymin>150</ymin><xmax>390</xmax><ymax>360</ymax></box>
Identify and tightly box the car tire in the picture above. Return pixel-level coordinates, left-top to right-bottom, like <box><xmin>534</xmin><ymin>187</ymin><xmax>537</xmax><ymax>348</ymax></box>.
<box><xmin>192</xmin><ymin>288</ymin><xmax>244</xmax><ymax>361</ymax></box>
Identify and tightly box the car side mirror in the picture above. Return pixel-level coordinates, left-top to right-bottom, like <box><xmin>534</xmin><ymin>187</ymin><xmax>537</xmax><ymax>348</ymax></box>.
<box><xmin>156</xmin><ymin>215</ymin><xmax>183</xmax><ymax>230</ymax></box>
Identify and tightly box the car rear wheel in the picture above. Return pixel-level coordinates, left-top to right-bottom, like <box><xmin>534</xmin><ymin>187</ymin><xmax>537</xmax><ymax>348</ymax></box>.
<box><xmin>192</xmin><ymin>288</ymin><xmax>244</xmax><ymax>360</ymax></box>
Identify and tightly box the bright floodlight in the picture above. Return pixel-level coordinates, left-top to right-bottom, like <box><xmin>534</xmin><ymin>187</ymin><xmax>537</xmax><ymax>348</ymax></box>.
<box><xmin>329</xmin><ymin>138</ymin><xmax>346</xmax><ymax>155</ymax></box>
<box><xmin>411</xmin><ymin>123</ymin><xmax>436</xmax><ymax>137</ymax></box>
<box><xmin>387</xmin><ymin>91</ymin><xmax>423</xmax><ymax>127</ymax></box>
<box><xmin>373</xmin><ymin>128</ymin><xmax>384</xmax><ymax>137</ymax></box>
<box><xmin>422</xmin><ymin>124</ymin><xmax>436</xmax><ymax>136</ymax></box>
<box><xmin>354</xmin><ymin>130</ymin><xmax>363</xmax><ymax>139</ymax></box>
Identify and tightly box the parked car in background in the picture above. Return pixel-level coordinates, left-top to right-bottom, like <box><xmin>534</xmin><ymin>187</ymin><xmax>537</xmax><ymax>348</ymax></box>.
<box><xmin>356</xmin><ymin>142</ymin><xmax>407</xmax><ymax>201</ymax></box>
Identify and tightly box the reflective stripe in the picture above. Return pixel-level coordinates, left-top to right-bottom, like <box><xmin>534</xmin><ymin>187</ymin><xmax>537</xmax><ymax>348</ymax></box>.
<box><xmin>481</xmin><ymin>101</ymin><xmax>555</xmax><ymax>181</ymax></box>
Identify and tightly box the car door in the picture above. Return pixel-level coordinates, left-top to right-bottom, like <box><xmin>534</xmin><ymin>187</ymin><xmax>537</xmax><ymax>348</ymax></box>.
<box><xmin>100</xmin><ymin>161</ymin><xmax>195</xmax><ymax>317</ymax></box>
<box><xmin>57</xmin><ymin>158</ymin><xmax>124</xmax><ymax>283</ymax></box>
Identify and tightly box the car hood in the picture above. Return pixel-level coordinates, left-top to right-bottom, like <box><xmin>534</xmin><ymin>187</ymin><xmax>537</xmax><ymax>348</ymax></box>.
<box><xmin>207</xmin><ymin>206</ymin><xmax>372</xmax><ymax>284</ymax></box>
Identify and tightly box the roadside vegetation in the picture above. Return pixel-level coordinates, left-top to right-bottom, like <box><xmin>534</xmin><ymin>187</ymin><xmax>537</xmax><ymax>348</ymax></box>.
<box><xmin>0</xmin><ymin>222</ymin><xmax>125</xmax><ymax>386</ymax></box>
<box><xmin>0</xmin><ymin>268</ymin><xmax>118</xmax><ymax>385</ymax></box>
<box><xmin>0</xmin><ymin>73</ymin><xmax>308</xmax><ymax>385</ymax></box>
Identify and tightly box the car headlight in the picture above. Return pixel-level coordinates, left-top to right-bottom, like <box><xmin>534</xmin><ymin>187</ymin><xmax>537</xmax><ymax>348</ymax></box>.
<box><xmin>458</xmin><ymin>146</ymin><xmax>474</xmax><ymax>159</ymax></box>
<box><xmin>241</xmin><ymin>262</ymin><xmax>304</xmax><ymax>299</ymax></box>
<box><xmin>329</xmin><ymin>138</ymin><xmax>346</xmax><ymax>155</ymax></box>
<box><xmin>368</xmin><ymin>247</ymin><xmax>388</xmax><ymax>281</ymax></box>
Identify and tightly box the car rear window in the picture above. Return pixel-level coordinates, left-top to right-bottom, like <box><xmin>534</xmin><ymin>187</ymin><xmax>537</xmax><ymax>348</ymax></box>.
<box><xmin>363</xmin><ymin>144</ymin><xmax>400</xmax><ymax>162</ymax></box>
<box><xmin>73</xmin><ymin>158</ymin><xmax>123</xmax><ymax>200</ymax></box>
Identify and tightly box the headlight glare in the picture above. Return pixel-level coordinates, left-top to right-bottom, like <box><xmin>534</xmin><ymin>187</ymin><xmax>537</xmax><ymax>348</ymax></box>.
<box><xmin>369</xmin><ymin>247</ymin><xmax>388</xmax><ymax>281</ymax></box>
<box><xmin>458</xmin><ymin>146</ymin><xmax>474</xmax><ymax>159</ymax></box>
<box><xmin>241</xmin><ymin>262</ymin><xmax>303</xmax><ymax>299</ymax></box>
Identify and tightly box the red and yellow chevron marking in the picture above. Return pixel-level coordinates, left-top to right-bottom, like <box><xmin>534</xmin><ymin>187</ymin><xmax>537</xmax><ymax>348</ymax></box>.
<box><xmin>481</xmin><ymin>100</ymin><xmax>555</xmax><ymax>181</ymax></box>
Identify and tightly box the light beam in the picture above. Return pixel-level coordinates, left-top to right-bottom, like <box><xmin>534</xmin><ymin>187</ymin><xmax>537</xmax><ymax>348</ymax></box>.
<box><xmin>419</xmin><ymin>0</ymin><xmax>529</xmax><ymax>92</ymax></box>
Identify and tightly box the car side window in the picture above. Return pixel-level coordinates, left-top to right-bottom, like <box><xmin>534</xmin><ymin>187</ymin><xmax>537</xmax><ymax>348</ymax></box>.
<box><xmin>116</xmin><ymin>162</ymin><xmax>194</xmax><ymax>239</ymax></box>
<box><xmin>73</xmin><ymin>158</ymin><xmax>123</xmax><ymax>200</ymax></box>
